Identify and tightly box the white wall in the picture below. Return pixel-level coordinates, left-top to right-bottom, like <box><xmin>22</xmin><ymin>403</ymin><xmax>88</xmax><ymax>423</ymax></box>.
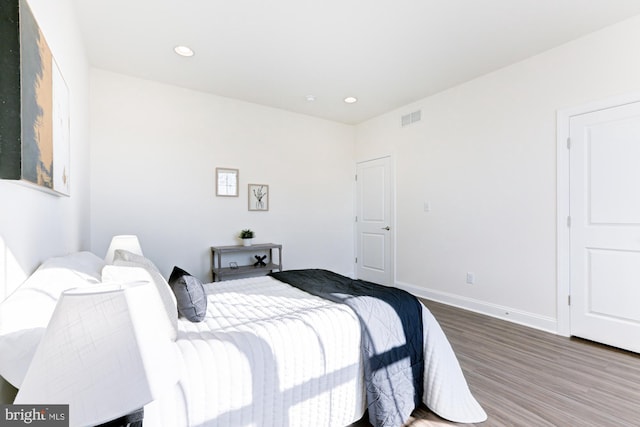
<box><xmin>356</xmin><ymin>15</ymin><xmax>640</xmax><ymax>332</ymax></box>
<box><xmin>89</xmin><ymin>70</ymin><xmax>355</xmax><ymax>282</ymax></box>
<box><xmin>0</xmin><ymin>0</ymin><xmax>91</xmax><ymax>301</ymax></box>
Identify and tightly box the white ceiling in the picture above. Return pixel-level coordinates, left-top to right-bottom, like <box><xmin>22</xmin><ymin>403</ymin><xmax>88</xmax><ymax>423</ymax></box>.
<box><xmin>71</xmin><ymin>0</ymin><xmax>640</xmax><ymax>125</ymax></box>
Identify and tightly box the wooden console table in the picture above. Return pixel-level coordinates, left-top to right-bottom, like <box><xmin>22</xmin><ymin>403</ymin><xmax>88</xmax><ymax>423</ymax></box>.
<box><xmin>211</xmin><ymin>243</ymin><xmax>282</xmax><ymax>282</ymax></box>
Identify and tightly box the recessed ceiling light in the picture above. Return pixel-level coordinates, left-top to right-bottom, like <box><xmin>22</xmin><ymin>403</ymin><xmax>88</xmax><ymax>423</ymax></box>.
<box><xmin>174</xmin><ymin>45</ymin><xmax>194</xmax><ymax>57</ymax></box>
<box><xmin>344</xmin><ymin>96</ymin><xmax>358</xmax><ymax>104</ymax></box>
<box><xmin>306</xmin><ymin>95</ymin><xmax>316</xmax><ymax>102</ymax></box>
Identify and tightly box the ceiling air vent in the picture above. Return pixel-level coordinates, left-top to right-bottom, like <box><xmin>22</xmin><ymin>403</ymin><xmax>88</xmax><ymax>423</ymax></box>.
<box><xmin>401</xmin><ymin>110</ymin><xmax>421</xmax><ymax>127</ymax></box>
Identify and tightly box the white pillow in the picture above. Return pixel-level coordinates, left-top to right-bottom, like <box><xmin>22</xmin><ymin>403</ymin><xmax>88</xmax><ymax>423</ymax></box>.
<box><xmin>0</xmin><ymin>251</ymin><xmax>105</xmax><ymax>388</ymax></box>
<box><xmin>113</xmin><ymin>249</ymin><xmax>159</xmax><ymax>271</ymax></box>
<box><xmin>102</xmin><ymin>265</ymin><xmax>178</xmax><ymax>341</ymax></box>
<box><xmin>111</xmin><ymin>250</ymin><xmax>178</xmax><ymax>337</ymax></box>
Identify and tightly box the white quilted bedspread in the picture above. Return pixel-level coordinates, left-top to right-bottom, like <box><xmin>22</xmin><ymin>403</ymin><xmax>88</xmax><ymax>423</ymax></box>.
<box><xmin>146</xmin><ymin>275</ymin><xmax>486</xmax><ymax>426</ymax></box>
<box><xmin>147</xmin><ymin>276</ymin><xmax>366</xmax><ymax>427</ymax></box>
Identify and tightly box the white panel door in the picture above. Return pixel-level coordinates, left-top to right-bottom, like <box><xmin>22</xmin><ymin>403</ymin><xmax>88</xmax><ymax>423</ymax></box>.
<box><xmin>356</xmin><ymin>157</ymin><xmax>392</xmax><ymax>285</ymax></box>
<box><xmin>569</xmin><ymin>101</ymin><xmax>640</xmax><ymax>353</ymax></box>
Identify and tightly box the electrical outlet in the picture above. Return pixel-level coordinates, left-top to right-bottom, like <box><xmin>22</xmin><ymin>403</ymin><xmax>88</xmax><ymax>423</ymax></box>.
<box><xmin>466</xmin><ymin>272</ymin><xmax>475</xmax><ymax>284</ymax></box>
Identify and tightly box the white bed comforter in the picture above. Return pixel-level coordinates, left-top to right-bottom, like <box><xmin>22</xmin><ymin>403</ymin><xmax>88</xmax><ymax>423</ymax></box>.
<box><xmin>147</xmin><ymin>276</ymin><xmax>365</xmax><ymax>426</ymax></box>
<box><xmin>145</xmin><ymin>276</ymin><xmax>486</xmax><ymax>426</ymax></box>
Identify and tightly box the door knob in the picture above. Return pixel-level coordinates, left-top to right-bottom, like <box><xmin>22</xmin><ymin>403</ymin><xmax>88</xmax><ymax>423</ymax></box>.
<box><xmin>381</xmin><ymin>226</ymin><xmax>390</xmax><ymax>231</ymax></box>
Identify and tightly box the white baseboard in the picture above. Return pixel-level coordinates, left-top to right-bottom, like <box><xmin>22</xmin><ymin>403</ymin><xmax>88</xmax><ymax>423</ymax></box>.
<box><xmin>395</xmin><ymin>280</ymin><xmax>558</xmax><ymax>335</ymax></box>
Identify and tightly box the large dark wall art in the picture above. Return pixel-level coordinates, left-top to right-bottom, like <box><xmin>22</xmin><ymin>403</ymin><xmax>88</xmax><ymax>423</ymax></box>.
<box><xmin>0</xmin><ymin>0</ymin><xmax>70</xmax><ymax>196</ymax></box>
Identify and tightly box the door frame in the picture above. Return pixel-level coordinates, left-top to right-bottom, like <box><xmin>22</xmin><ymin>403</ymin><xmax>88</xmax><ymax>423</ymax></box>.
<box><xmin>355</xmin><ymin>155</ymin><xmax>395</xmax><ymax>285</ymax></box>
<box><xmin>556</xmin><ymin>91</ymin><xmax>640</xmax><ymax>337</ymax></box>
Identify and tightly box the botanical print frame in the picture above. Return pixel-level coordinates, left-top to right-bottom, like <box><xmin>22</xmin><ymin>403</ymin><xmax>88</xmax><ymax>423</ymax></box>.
<box><xmin>0</xmin><ymin>0</ymin><xmax>70</xmax><ymax>196</ymax></box>
<box><xmin>216</xmin><ymin>167</ymin><xmax>239</xmax><ymax>197</ymax></box>
<box><xmin>248</xmin><ymin>184</ymin><xmax>269</xmax><ymax>211</ymax></box>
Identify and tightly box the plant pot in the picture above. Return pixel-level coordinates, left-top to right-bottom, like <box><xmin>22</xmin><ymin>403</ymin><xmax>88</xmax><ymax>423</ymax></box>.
<box><xmin>242</xmin><ymin>238</ymin><xmax>252</xmax><ymax>247</ymax></box>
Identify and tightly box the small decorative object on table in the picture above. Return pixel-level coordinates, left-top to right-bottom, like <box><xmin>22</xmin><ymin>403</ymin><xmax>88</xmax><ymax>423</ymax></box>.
<box><xmin>254</xmin><ymin>255</ymin><xmax>267</xmax><ymax>267</ymax></box>
<box><xmin>239</xmin><ymin>229</ymin><xmax>254</xmax><ymax>246</ymax></box>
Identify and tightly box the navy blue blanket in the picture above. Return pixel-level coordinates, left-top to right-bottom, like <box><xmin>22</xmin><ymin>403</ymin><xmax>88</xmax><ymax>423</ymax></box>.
<box><xmin>270</xmin><ymin>269</ymin><xmax>424</xmax><ymax>427</ymax></box>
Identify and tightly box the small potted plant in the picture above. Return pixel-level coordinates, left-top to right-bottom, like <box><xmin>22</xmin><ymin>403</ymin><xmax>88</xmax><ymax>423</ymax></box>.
<box><xmin>240</xmin><ymin>229</ymin><xmax>254</xmax><ymax>246</ymax></box>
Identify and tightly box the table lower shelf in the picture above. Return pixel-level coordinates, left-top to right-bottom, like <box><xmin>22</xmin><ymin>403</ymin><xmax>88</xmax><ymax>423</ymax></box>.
<box><xmin>213</xmin><ymin>262</ymin><xmax>280</xmax><ymax>281</ymax></box>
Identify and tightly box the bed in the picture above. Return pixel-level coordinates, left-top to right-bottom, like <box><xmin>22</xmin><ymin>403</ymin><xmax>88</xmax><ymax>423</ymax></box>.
<box><xmin>0</xmin><ymin>251</ymin><xmax>487</xmax><ymax>426</ymax></box>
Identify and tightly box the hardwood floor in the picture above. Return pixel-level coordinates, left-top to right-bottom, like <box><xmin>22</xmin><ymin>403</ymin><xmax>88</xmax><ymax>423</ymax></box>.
<box><xmin>353</xmin><ymin>299</ymin><xmax>640</xmax><ymax>427</ymax></box>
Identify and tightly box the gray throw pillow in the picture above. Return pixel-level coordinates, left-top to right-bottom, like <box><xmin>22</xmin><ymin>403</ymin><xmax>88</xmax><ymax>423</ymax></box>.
<box><xmin>168</xmin><ymin>266</ymin><xmax>207</xmax><ymax>322</ymax></box>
